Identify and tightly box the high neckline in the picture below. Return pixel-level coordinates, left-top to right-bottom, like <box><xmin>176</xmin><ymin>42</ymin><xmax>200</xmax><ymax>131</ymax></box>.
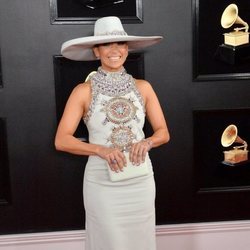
<box><xmin>98</xmin><ymin>66</ymin><xmax>127</xmax><ymax>77</ymax></box>
<box><xmin>91</xmin><ymin>66</ymin><xmax>134</xmax><ymax>97</ymax></box>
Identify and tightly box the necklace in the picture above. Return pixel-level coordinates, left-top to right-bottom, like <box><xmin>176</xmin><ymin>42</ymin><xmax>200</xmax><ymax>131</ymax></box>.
<box><xmin>91</xmin><ymin>67</ymin><xmax>134</xmax><ymax>97</ymax></box>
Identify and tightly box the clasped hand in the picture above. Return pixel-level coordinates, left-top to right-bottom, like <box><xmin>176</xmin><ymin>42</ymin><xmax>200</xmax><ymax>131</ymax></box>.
<box><xmin>99</xmin><ymin>139</ymin><xmax>152</xmax><ymax>172</ymax></box>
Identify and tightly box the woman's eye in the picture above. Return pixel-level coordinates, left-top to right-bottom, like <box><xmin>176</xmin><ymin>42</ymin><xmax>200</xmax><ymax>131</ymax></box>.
<box><xmin>117</xmin><ymin>41</ymin><xmax>126</xmax><ymax>45</ymax></box>
<box><xmin>98</xmin><ymin>42</ymin><xmax>127</xmax><ymax>47</ymax></box>
<box><xmin>98</xmin><ymin>43</ymin><xmax>110</xmax><ymax>47</ymax></box>
<box><xmin>97</xmin><ymin>43</ymin><xmax>110</xmax><ymax>47</ymax></box>
<box><xmin>104</xmin><ymin>43</ymin><xmax>111</xmax><ymax>46</ymax></box>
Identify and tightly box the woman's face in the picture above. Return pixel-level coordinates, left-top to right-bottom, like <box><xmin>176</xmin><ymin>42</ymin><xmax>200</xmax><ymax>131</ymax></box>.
<box><xmin>93</xmin><ymin>42</ymin><xmax>128</xmax><ymax>72</ymax></box>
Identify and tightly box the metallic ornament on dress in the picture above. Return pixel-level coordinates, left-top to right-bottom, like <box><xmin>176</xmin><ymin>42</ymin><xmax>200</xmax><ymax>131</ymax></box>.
<box><xmin>91</xmin><ymin>67</ymin><xmax>133</xmax><ymax>97</ymax></box>
<box><xmin>84</xmin><ymin>67</ymin><xmax>145</xmax><ymax>128</ymax></box>
<box><xmin>83</xmin><ymin>85</ymin><xmax>99</xmax><ymax>123</ymax></box>
<box><xmin>109</xmin><ymin>126</ymin><xmax>136</xmax><ymax>151</ymax></box>
<box><xmin>101</xmin><ymin>97</ymin><xmax>138</xmax><ymax>125</ymax></box>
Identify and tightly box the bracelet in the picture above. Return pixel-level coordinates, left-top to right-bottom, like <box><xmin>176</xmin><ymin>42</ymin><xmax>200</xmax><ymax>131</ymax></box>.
<box><xmin>143</xmin><ymin>138</ymin><xmax>153</xmax><ymax>150</ymax></box>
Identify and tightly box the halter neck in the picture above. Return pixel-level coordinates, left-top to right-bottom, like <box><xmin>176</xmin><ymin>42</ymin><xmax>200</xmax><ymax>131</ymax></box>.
<box><xmin>91</xmin><ymin>67</ymin><xmax>134</xmax><ymax>97</ymax></box>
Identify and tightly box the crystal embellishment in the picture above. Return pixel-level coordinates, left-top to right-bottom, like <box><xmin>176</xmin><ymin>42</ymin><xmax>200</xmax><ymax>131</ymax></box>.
<box><xmin>110</xmin><ymin>126</ymin><xmax>136</xmax><ymax>151</ymax></box>
<box><xmin>101</xmin><ymin>97</ymin><xmax>138</xmax><ymax>124</ymax></box>
<box><xmin>83</xmin><ymin>67</ymin><xmax>146</xmax><ymax>151</ymax></box>
<box><xmin>91</xmin><ymin>67</ymin><xmax>133</xmax><ymax>97</ymax></box>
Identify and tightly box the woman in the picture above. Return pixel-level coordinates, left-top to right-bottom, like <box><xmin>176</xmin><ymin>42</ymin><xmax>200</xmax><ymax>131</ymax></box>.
<box><xmin>55</xmin><ymin>16</ymin><xmax>170</xmax><ymax>250</ymax></box>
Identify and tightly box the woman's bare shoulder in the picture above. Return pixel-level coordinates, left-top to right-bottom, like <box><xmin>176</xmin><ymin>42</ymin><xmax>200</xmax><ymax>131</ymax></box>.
<box><xmin>135</xmin><ymin>79</ymin><xmax>153</xmax><ymax>92</ymax></box>
<box><xmin>71</xmin><ymin>81</ymin><xmax>91</xmax><ymax>96</ymax></box>
<box><xmin>135</xmin><ymin>78</ymin><xmax>150</xmax><ymax>85</ymax></box>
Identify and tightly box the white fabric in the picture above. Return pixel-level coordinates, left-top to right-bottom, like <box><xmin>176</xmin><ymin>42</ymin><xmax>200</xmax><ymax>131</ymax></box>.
<box><xmin>83</xmin><ymin>82</ymin><xmax>156</xmax><ymax>250</ymax></box>
<box><xmin>107</xmin><ymin>152</ymin><xmax>150</xmax><ymax>182</ymax></box>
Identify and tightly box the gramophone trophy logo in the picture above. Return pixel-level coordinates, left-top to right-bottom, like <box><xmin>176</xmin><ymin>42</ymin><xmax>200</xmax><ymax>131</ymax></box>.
<box><xmin>221</xmin><ymin>124</ymin><xmax>248</xmax><ymax>166</ymax></box>
<box><xmin>215</xmin><ymin>3</ymin><xmax>250</xmax><ymax>64</ymax></box>
<box><xmin>221</xmin><ymin>3</ymin><xmax>249</xmax><ymax>46</ymax></box>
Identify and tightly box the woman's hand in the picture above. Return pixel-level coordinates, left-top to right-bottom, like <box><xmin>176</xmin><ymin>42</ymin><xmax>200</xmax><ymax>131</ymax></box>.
<box><xmin>97</xmin><ymin>147</ymin><xmax>126</xmax><ymax>172</ymax></box>
<box><xmin>129</xmin><ymin>139</ymin><xmax>152</xmax><ymax>165</ymax></box>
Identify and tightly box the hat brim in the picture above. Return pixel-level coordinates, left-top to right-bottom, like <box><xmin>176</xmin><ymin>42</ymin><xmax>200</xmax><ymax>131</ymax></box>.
<box><xmin>61</xmin><ymin>35</ymin><xmax>163</xmax><ymax>61</ymax></box>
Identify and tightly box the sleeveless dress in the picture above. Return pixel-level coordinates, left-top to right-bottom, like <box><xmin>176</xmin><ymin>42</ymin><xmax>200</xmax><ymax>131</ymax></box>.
<box><xmin>83</xmin><ymin>67</ymin><xmax>156</xmax><ymax>250</ymax></box>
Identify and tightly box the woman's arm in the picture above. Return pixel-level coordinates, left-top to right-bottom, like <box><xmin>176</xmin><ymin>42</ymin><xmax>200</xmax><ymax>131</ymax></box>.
<box><xmin>143</xmin><ymin>80</ymin><xmax>170</xmax><ymax>146</ymax></box>
<box><xmin>130</xmin><ymin>79</ymin><xmax>170</xmax><ymax>164</ymax></box>
<box><xmin>54</xmin><ymin>83</ymin><xmax>126</xmax><ymax>171</ymax></box>
<box><xmin>55</xmin><ymin>83</ymin><xmax>96</xmax><ymax>155</ymax></box>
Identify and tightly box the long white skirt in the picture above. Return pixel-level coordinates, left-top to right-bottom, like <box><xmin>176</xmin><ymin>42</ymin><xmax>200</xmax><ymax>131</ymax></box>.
<box><xmin>83</xmin><ymin>155</ymin><xmax>156</xmax><ymax>250</ymax></box>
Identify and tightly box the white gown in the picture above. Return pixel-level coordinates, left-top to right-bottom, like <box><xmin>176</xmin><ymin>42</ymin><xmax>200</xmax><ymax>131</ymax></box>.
<box><xmin>83</xmin><ymin>67</ymin><xmax>156</xmax><ymax>250</ymax></box>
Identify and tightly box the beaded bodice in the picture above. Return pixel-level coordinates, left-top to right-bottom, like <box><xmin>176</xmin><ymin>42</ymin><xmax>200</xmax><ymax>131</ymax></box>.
<box><xmin>84</xmin><ymin>67</ymin><xmax>146</xmax><ymax>151</ymax></box>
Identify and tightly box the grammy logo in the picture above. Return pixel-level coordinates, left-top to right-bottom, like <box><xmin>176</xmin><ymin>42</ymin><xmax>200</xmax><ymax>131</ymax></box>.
<box><xmin>221</xmin><ymin>4</ymin><xmax>249</xmax><ymax>46</ymax></box>
<box><xmin>221</xmin><ymin>124</ymin><xmax>248</xmax><ymax>165</ymax></box>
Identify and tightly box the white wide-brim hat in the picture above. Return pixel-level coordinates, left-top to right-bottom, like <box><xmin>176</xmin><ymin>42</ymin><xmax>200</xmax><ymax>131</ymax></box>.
<box><xmin>61</xmin><ymin>16</ymin><xmax>163</xmax><ymax>61</ymax></box>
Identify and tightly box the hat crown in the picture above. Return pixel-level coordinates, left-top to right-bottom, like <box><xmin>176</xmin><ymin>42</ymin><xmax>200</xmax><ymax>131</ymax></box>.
<box><xmin>94</xmin><ymin>16</ymin><xmax>127</xmax><ymax>36</ymax></box>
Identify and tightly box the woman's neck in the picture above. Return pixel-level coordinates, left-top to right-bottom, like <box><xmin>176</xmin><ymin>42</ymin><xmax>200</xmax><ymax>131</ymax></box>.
<box><xmin>99</xmin><ymin>66</ymin><xmax>126</xmax><ymax>75</ymax></box>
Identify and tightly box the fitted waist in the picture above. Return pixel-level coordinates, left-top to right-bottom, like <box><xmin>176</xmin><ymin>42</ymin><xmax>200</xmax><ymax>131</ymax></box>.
<box><xmin>88</xmin><ymin>132</ymin><xmax>145</xmax><ymax>152</ymax></box>
<box><xmin>85</xmin><ymin>154</ymin><xmax>154</xmax><ymax>186</ymax></box>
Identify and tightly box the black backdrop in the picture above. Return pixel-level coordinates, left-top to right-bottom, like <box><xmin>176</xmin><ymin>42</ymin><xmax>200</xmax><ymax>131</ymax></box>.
<box><xmin>1</xmin><ymin>0</ymin><xmax>250</xmax><ymax>235</ymax></box>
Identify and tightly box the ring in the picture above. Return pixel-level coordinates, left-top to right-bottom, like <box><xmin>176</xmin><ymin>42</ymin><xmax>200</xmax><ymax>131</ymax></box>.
<box><xmin>111</xmin><ymin>159</ymin><xmax>117</xmax><ymax>164</ymax></box>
